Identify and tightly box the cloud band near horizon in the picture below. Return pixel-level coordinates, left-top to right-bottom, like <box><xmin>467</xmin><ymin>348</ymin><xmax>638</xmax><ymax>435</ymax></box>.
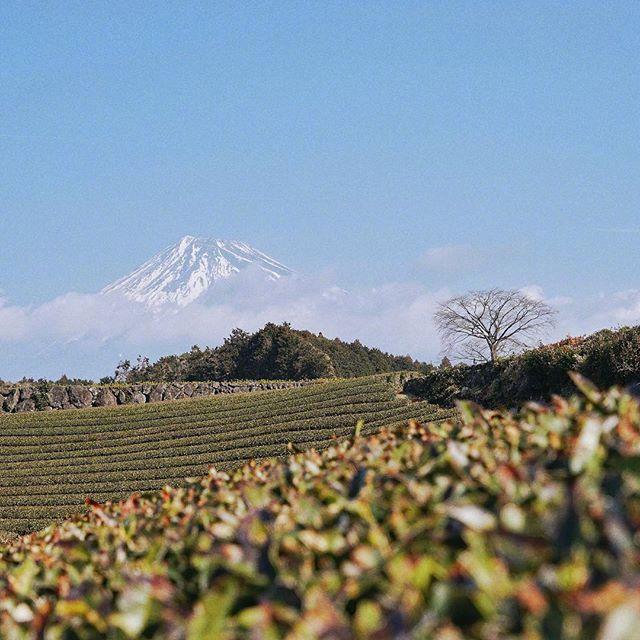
<box><xmin>1</xmin><ymin>271</ymin><xmax>639</xmax><ymax>381</ymax></box>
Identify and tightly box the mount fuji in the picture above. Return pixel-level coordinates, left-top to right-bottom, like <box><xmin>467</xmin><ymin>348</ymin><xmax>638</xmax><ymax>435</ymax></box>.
<box><xmin>101</xmin><ymin>235</ymin><xmax>293</xmax><ymax>308</ymax></box>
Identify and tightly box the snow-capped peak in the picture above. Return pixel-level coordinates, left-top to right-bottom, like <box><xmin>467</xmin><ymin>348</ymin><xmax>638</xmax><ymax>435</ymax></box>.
<box><xmin>101</xmin><ymin>236</ymin><xmax>293</xmax><ymax>307</ymax></box>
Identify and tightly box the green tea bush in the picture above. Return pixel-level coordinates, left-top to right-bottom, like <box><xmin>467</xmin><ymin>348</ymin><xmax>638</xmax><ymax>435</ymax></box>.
<box><xmin>0</xmin><ymin>377</ymin><xmax>638</xmax><ymax>638</ymax></box>
<box><xmin>408</xmin><ymin>325</ymin><xmax>640</xmax><ymax>407</ymax></box>
<box><xmin>0</xmin><ymin>375</ymin><xmax>449</xmax><ymax>533</ymax></box>
<box><xmin>581</xmin><ymin>326</ymin><xmax>640</xmax><ymax>387</ymax></box>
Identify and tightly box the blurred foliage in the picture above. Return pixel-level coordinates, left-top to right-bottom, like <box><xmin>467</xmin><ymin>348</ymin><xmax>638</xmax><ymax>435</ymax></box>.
<box><xmin>408</xmin><ymin>325</ymin><xmax>640</xmax><ymax>407</ymax></box>
<box><xmin>1</xmin><ymin>377</ymin><xmax>640</xmax><ymax>638</ymax></box>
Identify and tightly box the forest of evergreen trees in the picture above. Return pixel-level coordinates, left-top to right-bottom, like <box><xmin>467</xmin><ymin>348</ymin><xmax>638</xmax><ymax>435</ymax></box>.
<box><xmin>112</xmin><ymin>323</ymin><xmax>425</xmax><ymax>382</ymax></box>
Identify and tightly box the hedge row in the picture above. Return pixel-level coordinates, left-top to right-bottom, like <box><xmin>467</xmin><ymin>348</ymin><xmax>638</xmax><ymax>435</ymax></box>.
<box><xmin>0</xmin><ymin>406</ymin><xmax>447</xmax><ymax>479</ymax></box>
<box><xmin>1</xmin><ymin>374</ymin><xmax>391</xmax><ymax>428</ymax></box>
<box><xmin>0</xmin><ymin>375</ymin><xmax>449</xmax><ymax>533</ymax></box>
<box><xmin>406</xmin><ymin>325</ymin><xmax>640</xmax><ymax>407</ymax></box>
<box><xmin>1</xmin><ymin>402</ymin><xmax>451</xmax><ymax>468</ymax></box>
<box><xmin>0</xmin><ymin>391</ymin><xmax>397</xmax><ymax>446</ymax></box>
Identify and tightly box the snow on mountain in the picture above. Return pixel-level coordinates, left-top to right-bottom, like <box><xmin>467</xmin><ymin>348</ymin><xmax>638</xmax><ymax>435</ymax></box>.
<box><xmin>101</xmin><ymin>235</ymin><xmax>293</xmax><ymax>307</ymax></box>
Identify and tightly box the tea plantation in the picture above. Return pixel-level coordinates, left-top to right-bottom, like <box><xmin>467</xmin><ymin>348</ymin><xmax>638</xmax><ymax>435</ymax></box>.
<box><xmin>0</xmin><ymin>374</ymin><xmax>451</xmax><ymax>534</ymax></box>
<box><xmin>0</xmin><ymin>375</ymin><xmax>638</xmax><ymax>638</ymax></box>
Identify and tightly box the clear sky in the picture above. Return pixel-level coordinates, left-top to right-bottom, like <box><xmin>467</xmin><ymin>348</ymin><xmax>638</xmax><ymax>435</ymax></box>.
<box><xmin>1</xmin><ymin>3</ymin><xmax>639</xmax><ymax>308</ymax></box>
<box><xmin>0</xmin><ymin>0</ymin><xmax>640</xmax><ymax>377</ymax></box>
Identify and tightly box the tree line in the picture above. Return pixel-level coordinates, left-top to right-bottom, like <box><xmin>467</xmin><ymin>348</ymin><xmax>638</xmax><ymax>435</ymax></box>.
<box><xmin>110</xmin><ymin>323</ymin><xmax>425</xmax><ymax>383</ymax></box>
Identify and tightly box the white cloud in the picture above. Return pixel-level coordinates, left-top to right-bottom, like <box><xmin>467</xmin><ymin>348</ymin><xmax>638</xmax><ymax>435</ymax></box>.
<box><xmin>519</xmin><ymin>285</ymin><xmax>573</xmax><ymax>307</ymax></box>
<box><xmin>519</xmin><ymin>284</ymin><xmax>545</xmax><ymax>301</ymax></box>
<box><xmin>0</xmin><ymin>275</ymin><xmax>449</xmax><ymax>380</ymax></box>
<box><xmin>0</xmin><ymin>298</ymin><xmax>29</xmax><ymax>341</ymax></box>
<box><xmin>2</xmin><ymin>276</ymin><xmax>639</xmax><ymax>381</ymax></box>
<box><xmin>516</xmin><ymin>285</ymin><xmax>640</xmax><ymax>341</ymax></box>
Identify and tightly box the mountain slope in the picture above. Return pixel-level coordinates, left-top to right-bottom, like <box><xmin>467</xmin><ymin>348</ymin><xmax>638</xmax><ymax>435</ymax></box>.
<box><xmin>101</xmin><ymin>235</ymin><xmax>293</xmax><ymax>307</ymax></box>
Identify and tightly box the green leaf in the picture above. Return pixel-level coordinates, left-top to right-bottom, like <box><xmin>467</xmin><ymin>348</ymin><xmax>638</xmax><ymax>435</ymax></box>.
<box><xmin>8</xmin><ymin>558</ymin><xmax>39</xmax><ymax>598</ymax></box>
<box><xmin>352</xmin><ymin>419</ymin><xmax>364</xmax><ymax>441</ymax></box>
<box><xmin>569</xmin><ymin>372</ymin><xmax>602</xmax><ymax>404</ymax></box>
<box><xmin>187</xmin><ymin>580</ymin><xmax>239</xmax><ymax>640</ymax></box>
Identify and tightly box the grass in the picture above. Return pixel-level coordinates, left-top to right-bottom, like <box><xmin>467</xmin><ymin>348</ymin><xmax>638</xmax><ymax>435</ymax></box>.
<box><xmin>0</xmin><ymin>377</ymin><xmax>637</xmax><ymax>638</ymax></box>
<box><xmin>0</xmin><ymin>373</ymin><xmax>451</xmax><ymax>533</ymax></box>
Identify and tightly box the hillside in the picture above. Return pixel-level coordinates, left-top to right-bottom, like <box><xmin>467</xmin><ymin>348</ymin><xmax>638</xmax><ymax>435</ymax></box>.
<box><xmin>0</xmin><ymin>374</ymin><xmax>449</xmax><ymax>534</ymax></box>
<box><xmin>0</xmin><ymin>378</ymin><xmax>638</xmax><ymax>638</ymax></box>
<box><xmin>115</xmin><ymin>322</ymin><xmax>425</xmax><ymax>382</ymax></box>
<box><xmin>407</xmin><ymin>324</ymin><xmax>640</xmax><ymax>408</ymax></box>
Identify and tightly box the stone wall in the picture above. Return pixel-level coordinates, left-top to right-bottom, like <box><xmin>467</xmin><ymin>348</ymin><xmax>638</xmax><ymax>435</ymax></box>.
<box><xmin>0</xmin><ymin>380</ymin><xmax>316</xmax><ymax>413</ymax></box>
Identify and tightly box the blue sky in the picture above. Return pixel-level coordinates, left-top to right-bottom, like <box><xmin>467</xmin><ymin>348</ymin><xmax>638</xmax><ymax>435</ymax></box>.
<box><xmin>0</xmin><ymin>2</ymin><xmax>639</xmax><ymax>377</ymax></box>
<box><xmin>2</xmin><ymin>1</ymin><xmax>638</xmax><ymax>304</ymax></box>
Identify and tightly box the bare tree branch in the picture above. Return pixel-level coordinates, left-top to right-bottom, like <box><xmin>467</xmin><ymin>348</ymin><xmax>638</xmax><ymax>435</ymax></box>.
<box><xmin>434</xmin><ymin>288</ymin><xmax>556</xmax><ymax>363</ymax></box>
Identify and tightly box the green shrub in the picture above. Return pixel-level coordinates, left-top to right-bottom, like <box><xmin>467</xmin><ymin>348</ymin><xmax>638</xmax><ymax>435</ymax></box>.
<box><xmin>581</xmin><ymin>326</ymin><xmax>640</xmax><ymax>387</ymax></box>
<box><xmin>408</xmin><ymin>326</ymin><xmax>640</xmax><ymax>407</ymax></box>
<box><xmin>404</xmin><ymin>363</ymin><xmax>483</xmax><ymax>406</ymax></box>
<box><xmin>0</xmin><ymin>380</ymin><xmax>638</xmax><ymax>638</ymax></box>
<box><xmin>488</xmin><ymin>342</ymin><xmax>582</xmax><ymax>404</ymax></box>
<box><xmin>118</xmin><ymin>323</ymin><xmax>425</xmax><ymax>383</ymax></box>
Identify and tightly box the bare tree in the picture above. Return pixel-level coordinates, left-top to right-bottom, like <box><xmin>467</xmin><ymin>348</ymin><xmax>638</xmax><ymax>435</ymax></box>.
<box><xmin>434</xmin><ymin>288</ymin><xmax>556</xmax><ymax>363</ymax></box>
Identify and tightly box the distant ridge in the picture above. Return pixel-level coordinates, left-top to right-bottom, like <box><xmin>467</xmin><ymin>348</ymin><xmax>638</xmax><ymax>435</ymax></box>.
<box><xmin>101</xmin><ymin>235</ymin><xmax>293</xmax><ymax>307</ymax></box>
